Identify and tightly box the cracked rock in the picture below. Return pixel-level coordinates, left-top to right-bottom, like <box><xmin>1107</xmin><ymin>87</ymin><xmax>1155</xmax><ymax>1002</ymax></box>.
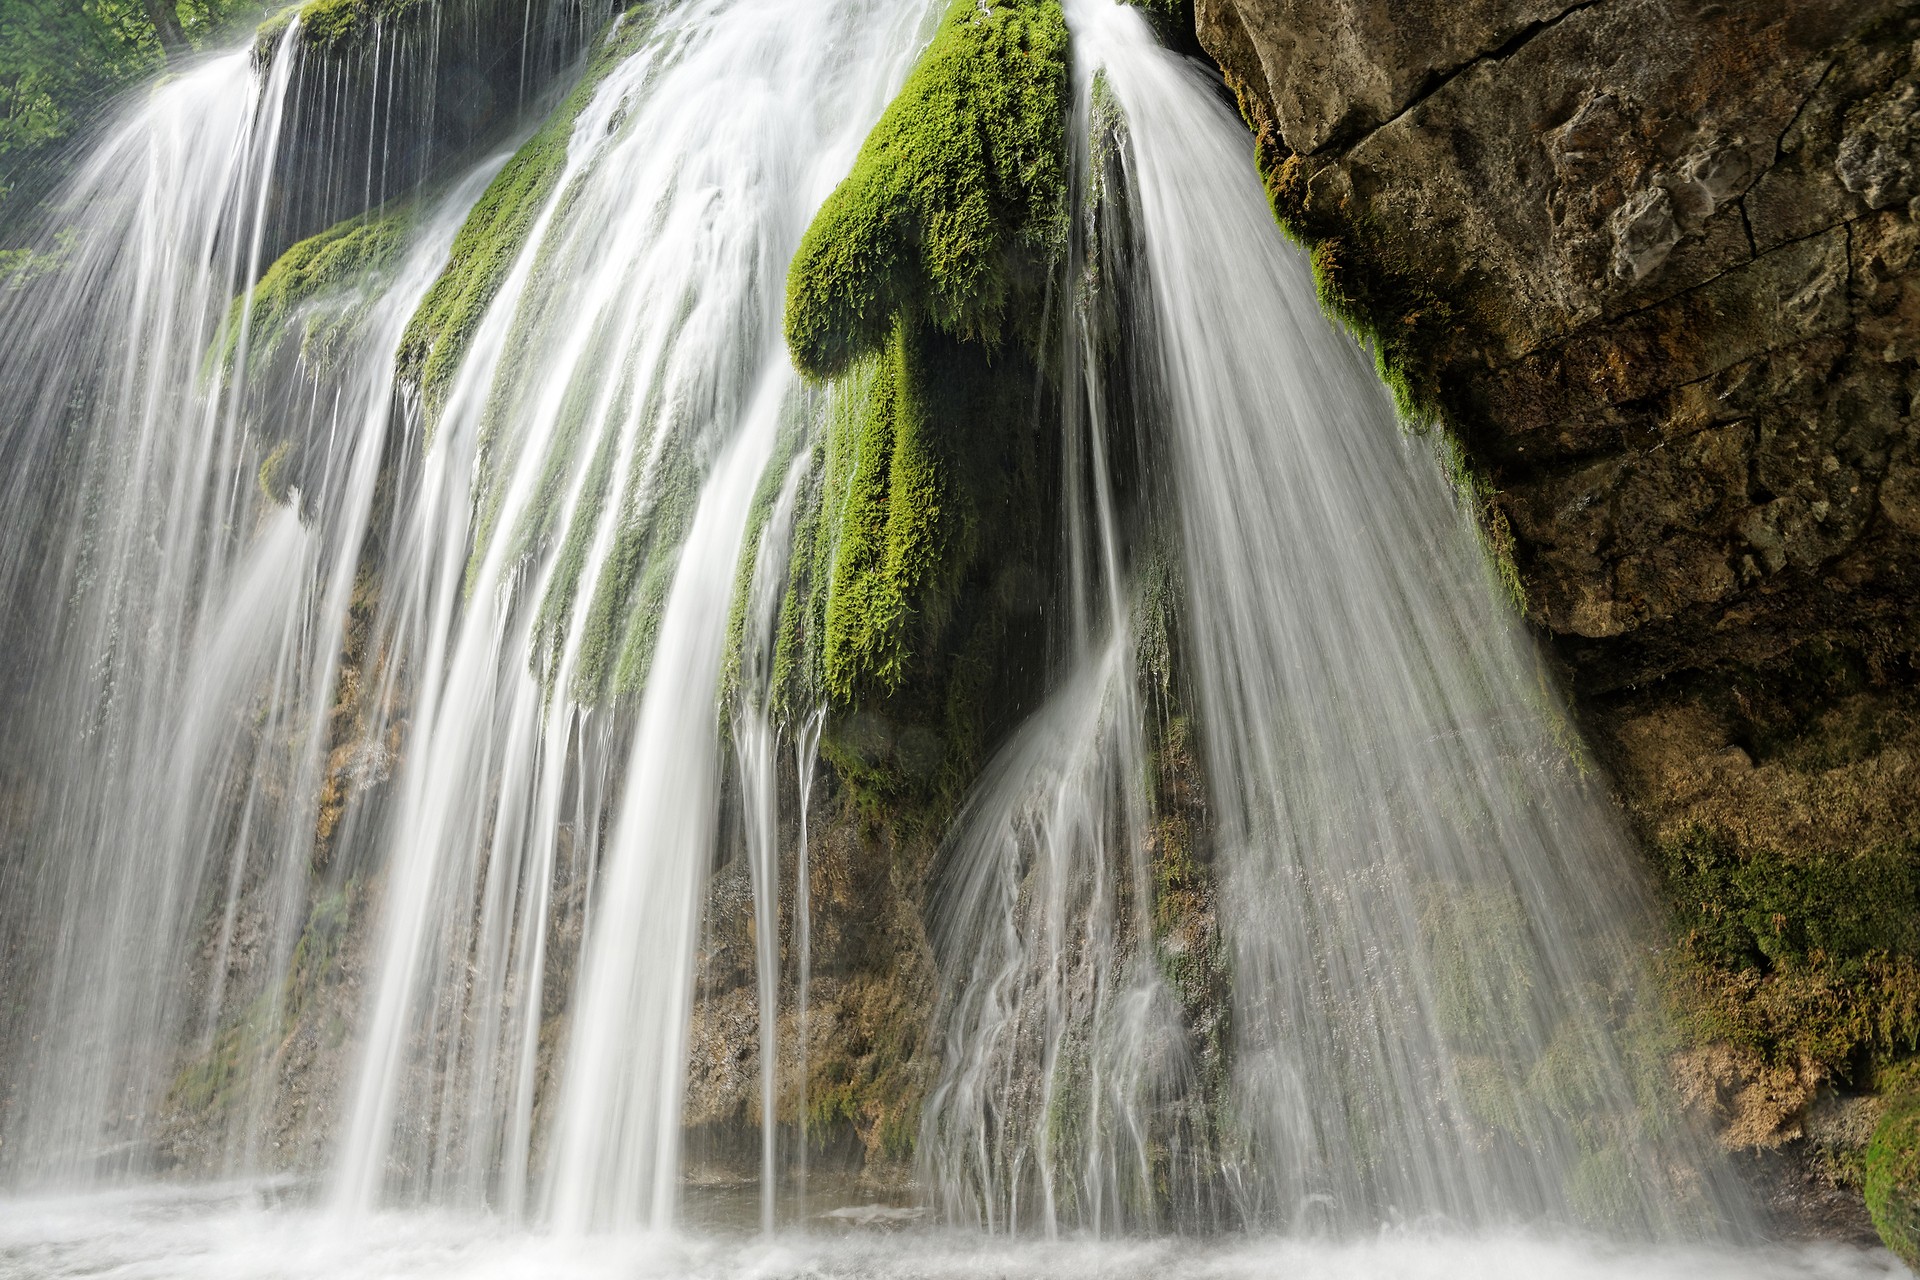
<box><xmin>1838</xmin><ymin>82</ymin><xmax>1920</xmax><ymax>210</ymax></box>
<box><xmin>1611</xmin><ymin>185</ymin><xmax>1681</xmax><ymax>282</ymax></box>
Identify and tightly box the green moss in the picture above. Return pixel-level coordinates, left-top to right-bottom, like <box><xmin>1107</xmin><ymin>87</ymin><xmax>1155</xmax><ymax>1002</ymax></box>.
<box><xmin>718</xmin><ymin>406</ymin><xmax>813</xmax><ymax>717</ymax></box>
<box><xmin>783</xmin><ymin>0</ymin><xmax>1069</xmax><ymax>380</ymax></box>
<box><xmin>527</xmin><ymin>405</ymin><xmax>625</xmax><ymax>692</ymax></box>
<box><xmin>252</xmin><ymin>7</ymin><xmax>295</xmax><ymax>65</ymax></box>
<box><xmin>804</xmin><ymin>322</ymin><xmax>1050</xmax><ymax>810</ymax></box>
<box><xmin>1660</xmin><ymin>823</ymin><xmax>1920</xmax><ymax>1076</ymax></box>
<box><xmin>292</xmin><ymin>0</ymin><xmax>420</xmax><ymax>54</ymax></box>
<box><xmin>822</xmin><ymin>322</ymin><xmax>968</xmax><ymax>703</ymax></box>
<box><xmin>562</xmin><ymin>431</ymin><xmax>699</xmax><ymax>701</ymax></box>
<box><xmin>486</xmin><ymin>337</ymin><xmax>621</xmax><ymax>601</ymax></box>
<box><xmin>254</xmin><ymin>0</ymin><xmax>421</xmax><ymax>66</ymax></box>
<box><xmin>773</xmin><ymin>0</ymin><xmax>1068</xmax><ymax>810</ymax></box>
<box><xmin>1866</xmin><ymin>1093</ymin><xmax>1920</xmax><ymax>1268</ymax></box>
<box><xmin>770</xmin><ymin>378</ymin><xmax>871</xmax><ymax>725</ymax></box>
<box><xmin>397</xmin><ymin>11</ymin><xmax>652</xmax><ymax>439</ymax></box>
<box><xmin>219</xmin><ymin>206</ymin><xmax>412</xmax><ymax>383</ymax></box>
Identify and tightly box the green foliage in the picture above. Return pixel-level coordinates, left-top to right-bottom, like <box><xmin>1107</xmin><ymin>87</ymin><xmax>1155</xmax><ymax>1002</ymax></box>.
<box><xmin>1866</xmin><ymin>1093</ymin><xmax>1920</xmax><ymax>1269</ymax></box>
<box><xmin>783</xmin><ymin>0</ymin><xmax>1069</xmax><ymax>379</ymax></box>
<box><xmin>0</xmin><ymin>0</ymin><xmax>258</xmax><ymax>225</ymax></box>
<box><xmin>1660</xmin><ymin>823</ymin><xmax>1920</xmax><ymax>1074</ymax></box>
<box><xmin>1</xmin><ymin>0</ymin><xmax>154</xmax><ymax>219</ymax></box>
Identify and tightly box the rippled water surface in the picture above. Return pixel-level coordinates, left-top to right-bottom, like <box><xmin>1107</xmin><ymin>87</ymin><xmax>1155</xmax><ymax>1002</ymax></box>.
<box><xmin>0</xmin><ymin>1185</ymin><xmax>1904</xmax><ymax>1280</ymax></box>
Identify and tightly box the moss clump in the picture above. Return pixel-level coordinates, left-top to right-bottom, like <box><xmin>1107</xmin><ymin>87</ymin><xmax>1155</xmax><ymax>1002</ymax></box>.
<box><xmin>1659</xmin><ymin>824</ymin><xmax>1920</xmax><ymax>1076</ymax></box>
<box><xmin>783</xmin><ymin>0</ymin><xmax>1069</xmax><ymax>380</ymax></box>
<box><xmin>1866</xmin><ymin>1093</ymin><xmax>1920</xmax><ymax>1268</ymax></box>
<box><xmin>221</xmin><ymin>208</ymin><xmax>410</xmax><ymax>381</ymax></box>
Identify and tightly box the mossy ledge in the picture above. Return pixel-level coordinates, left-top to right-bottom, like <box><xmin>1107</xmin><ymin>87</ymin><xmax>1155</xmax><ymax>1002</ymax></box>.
<box><xmin>254</xmin><ymin>0</ymin><xmax>423</xmax><ymax>67</ymax></box>
<box><xmin>220</xmin><ymin>207</ymin><xmax>411</xmax><ymax>381</ymax></box>
<box><xmin>215</xmin><ymin>204</ymin><xmax>414</xmax><ymax>507</ymax></box>
<box><xmin>297</xmin><ymin>0</ymin><xmax>424</xmax><ymax>52</ymax></box>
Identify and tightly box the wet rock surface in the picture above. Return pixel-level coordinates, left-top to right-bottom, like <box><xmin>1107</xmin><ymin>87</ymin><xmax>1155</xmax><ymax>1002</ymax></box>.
<box><xmin>1199</xmin><ymin>0</ymin><xmax>1920</xmax><ymax>1229</ymax></box>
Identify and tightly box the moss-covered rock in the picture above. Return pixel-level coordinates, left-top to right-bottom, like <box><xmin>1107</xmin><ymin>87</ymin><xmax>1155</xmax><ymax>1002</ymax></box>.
<box><xmin>216</xmin><ymin>205</ymin><xmax>414</xmax><ymax>509</ymax></box>
<box><xmin>254</xmin><ymin>0</ymin><xmax>421</xmax><ymax>65</ymax></box>
<box><xmin>1866</xmin><ymin>1092</ymin><xmax>1920</xmax><ymax>1267</ymax></box>
<box><xmin>776</xmin><ymin>0</ymin><xmax>1069</xmax><ymax>808</ymax></box>
<box><xmin>397</xmin><ymin>12</ymin><xmax>651</xmax><ymax>440</ymax></box>
<box><xmin>224</xmin><ymin>208</ymin><xmax>411</xmax><ymax>382</ymax></box>
<box><xmin>821</xmin><ymin>323</ymin><xmax>973</xmax><ymax>705</ymax></box>
<box><xmin>1659</xmin><ymin>823</ymin><xmax>1920</xmax><ymax>1083</ymax></box>
<box><xmin>783</xmin><ymin>0</ymin><xmax>1069</xmax><ymax>380</ymax></box>
<box><xmin>294</xmin><ymin>0</ymin><xmax>422</xmax><ymax>53</ymax></box>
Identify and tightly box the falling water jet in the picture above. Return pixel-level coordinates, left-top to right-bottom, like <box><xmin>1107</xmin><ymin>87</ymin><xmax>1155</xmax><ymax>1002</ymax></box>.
<box><xmin>327</xmin><ymin>0</ymin><xmax>937</xmax><ymax>1221</ymax></box>
<box><xmin>732</xmin><ymin>454</ymin><xmax>810</xmax><ymax>1234</ymax></box>
<box><xmin>792</xmin><ymin>705</ymin><xmax>825</xmax><ymax>1218</ymax></box>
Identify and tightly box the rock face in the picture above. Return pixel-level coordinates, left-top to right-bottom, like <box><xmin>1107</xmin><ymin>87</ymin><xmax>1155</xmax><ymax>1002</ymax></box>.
<box><xmin>1199</xmin><ymin>0</ymin><xmax>1920</xmax><ymax>1197</ymax></box>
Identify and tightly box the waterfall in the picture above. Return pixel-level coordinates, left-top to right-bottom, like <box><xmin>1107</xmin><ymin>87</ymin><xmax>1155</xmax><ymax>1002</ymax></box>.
<box><xmin>0</xmin><ymin>0</ymin><xmax>1893</xmax><ymax>1271</ymax></box>
<box><xmin>1055</xmin><ymin>0</ymin><xmax>1740</xmax><ymax>1234</ymax></box>
<box><xmin>0</xmin><ymin>31</ymin><xmax>312</xmax><ymax>1183</ymax></box>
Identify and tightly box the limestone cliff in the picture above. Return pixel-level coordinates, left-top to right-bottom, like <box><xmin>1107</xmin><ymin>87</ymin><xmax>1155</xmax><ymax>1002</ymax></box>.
<box><xmin>1197</xmin><ymin>0</ymin><xmax>1920</xmax><ymax>1229</ymax></box>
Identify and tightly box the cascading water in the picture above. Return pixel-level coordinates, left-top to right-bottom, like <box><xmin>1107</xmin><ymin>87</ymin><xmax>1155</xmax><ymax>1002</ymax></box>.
<box><xmin>322</xmin><ymin>0</ymin><xmax>934</xmax><ymax>1224</ymax></box>
<box><xmin>0</xmin><ymin>32</ymin><xmax>316</xmax><ymax>1183</ymax></box>
<box><xmin>918</xmin><ymin>0</ymin><xmax>1736</xmax><ymax>1238</ymax></box>
<box><xmin>0</xmin><ymin>0</ymin><xmax>1903</xmax><ymax>1274</ymax></box>
<box><xmin>1060</xmin><ymin>1</ymin><xmax>1737</xmax><ymax>1234</ymax></box>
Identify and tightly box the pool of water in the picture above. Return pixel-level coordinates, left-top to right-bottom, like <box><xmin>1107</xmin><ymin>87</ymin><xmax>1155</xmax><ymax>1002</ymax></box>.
<box><xmin>0</xmin><ymin>1184</ymin><xmax>1906</xmax><ymax>1280</ymax></box>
